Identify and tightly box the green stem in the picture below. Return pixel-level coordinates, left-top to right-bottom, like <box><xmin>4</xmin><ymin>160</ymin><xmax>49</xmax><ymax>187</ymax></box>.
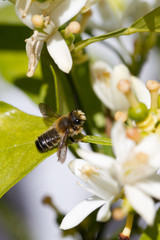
<box><xmin>50</xmin><ymin>65</ymin><xmax>60</xmax><ymax>114</ymax></box>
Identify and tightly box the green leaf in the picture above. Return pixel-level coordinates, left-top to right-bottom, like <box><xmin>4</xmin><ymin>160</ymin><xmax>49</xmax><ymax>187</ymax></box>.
<box><xmin>0</xmin><ymin>101</ymin><xmax>56</xmax><ymax>198</ymax></box>
<box><xmin>140</xmin><ymin>208</ymin><xmax>160</xmax><ymax>240</ymax></box>
<box><xmin>72</xmin><ymin>7</ymin><xmax>160</xmax><ymax>54</ymax></box>
<box><xmin>0</xmin><ymin>101</ymin><xmax>111</xmax><ymax>198</ymax></box>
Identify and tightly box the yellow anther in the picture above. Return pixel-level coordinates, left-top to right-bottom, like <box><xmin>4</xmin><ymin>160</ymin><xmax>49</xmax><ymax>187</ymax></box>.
<box><xmin>117</xmin><ymin>79</ymin><xmax>139</xmax><ymax>107</ymax></box>
<box><xmin>117</xmin><ymin>79</ymin><xmax>131</xmax><ymax>93</ymax></box>
<box><xmin>126</xmin><ymin>127</ymin><xmax>141</xmax><ymax>142</ymax></box>
<box><xmin>114</xmin><ymin>111</ymin><xmax>127</xmax><ymax>122</ymax></box>
<box><xmin>146</xmin><ymin>80</ymin><xmax>159</xmax><ymax>111</ymax></box>
<box><xmin>146</xmin><ymin>80</ymin><xmax>160</xmax><ymax>91</ymax></box>
<box><xmin>31</xmin><ymin>15</ymin><xmax>44</xmax><ymax>28</ymax></box>
<box><xmin>81</xmin><ymin>164</ymin><xmax>97</xmax><ymax>177</ymax></box>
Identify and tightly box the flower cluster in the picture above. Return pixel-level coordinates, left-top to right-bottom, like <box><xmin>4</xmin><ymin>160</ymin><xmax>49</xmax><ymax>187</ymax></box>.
<box><xmin>60</xmin><ymin>121</ymin><xmax>160</xmax><ymax>231</ymax></box>
<box><xmin>60</xmin><ymin>62</ymin><xmax>160</xmax><ymax>237</ymax></box>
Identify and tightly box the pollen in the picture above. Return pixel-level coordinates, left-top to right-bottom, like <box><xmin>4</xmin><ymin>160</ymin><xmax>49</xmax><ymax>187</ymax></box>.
<box><xmin>31</xmin><ymin>15</ymin><xmax>44</xmax><ymax>28</ymax></box>
<box><xmin>103</xmin><ymin>71</ymin><xmax>111</xmax><ymax>79</ymax></box>
<box><xmin>81</xmin><ymin>164</ymin><xmax>97</xmax><ymax>177</ymax></box>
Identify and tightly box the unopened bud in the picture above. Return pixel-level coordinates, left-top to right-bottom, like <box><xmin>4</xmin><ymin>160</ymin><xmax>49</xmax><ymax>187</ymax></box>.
<box><xmin>31</xmin><ymin>14</ymin><xmax>44</xmax><ymax>28</ymax></box>
<box><xmin>67</xmin><ymin>21</ymin><xmax>81</xmax><ymax>34</ymax></box>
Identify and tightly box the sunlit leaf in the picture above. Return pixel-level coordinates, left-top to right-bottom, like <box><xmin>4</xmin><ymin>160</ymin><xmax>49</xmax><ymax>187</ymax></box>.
<box><xmin>0</xmin><ymin>102</ymin><xmax>111</xmax><ymax>198</ymax></box>
<box><xmin>0</xmin><ymin>101</ymin><xmax>57</xmax><ymax>198</ymax></box>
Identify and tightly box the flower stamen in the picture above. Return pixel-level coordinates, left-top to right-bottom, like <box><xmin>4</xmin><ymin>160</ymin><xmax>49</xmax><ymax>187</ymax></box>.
<box><xmin>115</xmin><ymin>111</ymin><xmax>127</xmax><ymax>122</ymax></box>
<box><xmin>81</xmin><ymin>164</ymin><xmax>98</xmax><ymax>177</ymax></box>
<box><xmin>146</xmin><ymin>80</ymin><xmax>160</xmax><ymax>112</ymax></box>
<box><xmin>118</xmin><ymin>213</ymin><xmax>134</xmax><ymax>240</ymax></box>
<box><xmin>126</xmin><ymin>127</ymin><xmax>141</xmax><ymax>142</ymax></box>
<box><xmin>117</xmin><ymin>79</ymin><xmax>139</xmax><ymax>107</ymax></box>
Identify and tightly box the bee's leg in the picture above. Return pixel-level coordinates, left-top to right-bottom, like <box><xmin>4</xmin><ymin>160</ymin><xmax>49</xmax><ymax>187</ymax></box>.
<box><xmin>70</xmin><ymin>137</ymin><xmax>79</xmax><ymax>143</ymax></box>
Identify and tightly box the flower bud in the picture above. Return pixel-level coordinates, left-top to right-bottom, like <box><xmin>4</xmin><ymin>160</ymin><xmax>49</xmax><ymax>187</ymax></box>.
<box><xmin>67</xmin><ymin>21</ymin><xmax>81</xmax><ymax>34</ymax></box>
<box><xmin>128</xmin><ymin>103</ymin><xmax>148</xmax><ymax>122</ymax></box>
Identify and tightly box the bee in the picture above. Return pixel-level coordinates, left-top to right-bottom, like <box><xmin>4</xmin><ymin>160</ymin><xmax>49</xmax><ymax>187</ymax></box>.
<box><xmin>35</xmin><ymin>103</ymin><xmax>86</xmax><ymax>163</ymax></box>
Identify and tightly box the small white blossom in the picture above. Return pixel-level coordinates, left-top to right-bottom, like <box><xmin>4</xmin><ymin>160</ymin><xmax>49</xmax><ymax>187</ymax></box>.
<box><xmin>97</xmin><ymin>0</ymin><xmax>158</xmax><ymax>31</ymax></box>
<box><xmin>60</xmin><ymin>122</ymin><xmax>160</xmax><ymax>230</ymax></box>
<box><xmin>91</xmin><ymin>61</ymin><xmax>150</xmax><ymax>112</ymax></box>
<box><xmin>15</xmin><ymin>0</ymin><xmax>87</xmax><ymax>77</ymax></box>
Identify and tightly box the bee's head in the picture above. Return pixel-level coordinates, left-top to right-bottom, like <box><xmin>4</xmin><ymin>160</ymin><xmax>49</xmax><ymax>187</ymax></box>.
<box><xmin>70</xmin><ymin>110</ymin><xmax>86</xmax><ymax>127</ymax></box>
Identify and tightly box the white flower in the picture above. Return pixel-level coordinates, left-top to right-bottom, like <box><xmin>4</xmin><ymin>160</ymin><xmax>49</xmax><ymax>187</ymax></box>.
<box><xmin>91</xmin><ymin>61</ymin><xmax>150</xmax><ymax>112</ymax></box>
<box><xmin>15</xmin><ymin>0</ymin><xmax>87</xmax><ymax>77</ymax></box>
<box><xmin>97</xmin><ymin>0</ymin><xmax>156</xmax><ymax>31</ymax></box>
<box><xmin>60</xmin><ymin>122</ymin><xmax>160</xmax><ymax>230</ymax></box>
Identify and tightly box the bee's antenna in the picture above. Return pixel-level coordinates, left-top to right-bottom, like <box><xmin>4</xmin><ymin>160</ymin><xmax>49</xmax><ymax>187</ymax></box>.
<box><xmin>74</xmin><ymin>95</ymin><xmax>78</xmax><ymax>111</ymax></box>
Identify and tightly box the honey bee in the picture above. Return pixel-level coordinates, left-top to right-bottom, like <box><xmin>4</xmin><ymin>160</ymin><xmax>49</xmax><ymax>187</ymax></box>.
<box><xmin>35</xmin><ymin>103</ymin><xmax>86</xmax><ymax>163</ymax></box>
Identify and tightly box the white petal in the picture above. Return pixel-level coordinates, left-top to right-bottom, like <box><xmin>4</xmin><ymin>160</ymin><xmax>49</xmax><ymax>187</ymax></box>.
<box><xmin>111</xmin><ymin>121</ymin><xmax>135</xmax><ymax>162</ymax></box>
<box><xmin>90</xmin><ymin>61</ymin><xmax>115</xmax><ymax>110</ymax></box>
<box><xmin>136</xmin><ymin>175</ymin><xmax>160</xmax><ymax>199</ymax></box>
<box><xmin>125</xmin><ymin>185</ymin><xmax>155</xmax><ymax>225</ymax></box>
<box><xmin>15</xmin><ymin>0</ymin><xmax>41</xmax><ymax>29</ymax></box>
<box><xmin>77</xmin><ymin>149</ymin><xmax>116</xmax><ymax>170</ymax></box>
<box><xmin>96</xmin><ymin>197</ymin><xmax>114</xmax><ymax>222</ymax></box>
<box><xmin>50</xmin><ymin>0</ymin><xmax>87</xmax><ymax>27</ymax></box>
<box><xmin>25</xmin><ymin>31</ymin><xmax>44</xmax><ymax>77</ymax></box>
<box><xmin>134</xmin><ymin>134</ymin><xmax>160</xmax><ymax>170</ymax></box>
<box><xmin>60</xmin><ymin>196</ymin><xmax>105</xmax><ymax>230</ymax></box>
<box><xmin>110</xmin><ymin>64</ymin><xmax>131</xmax><ymax>111</ymax></box>
<box><xmin>69</xmin><ymin>159</ymin><xmax>120</xmax><ymax>200</ymax></box>
<box><xmin>47</xmin><ymin>31</ymin><xmax>72</xmax><ymax>73</ymax></box>
<box><xmin>131</xmin><ymin>76</ymin><xmax>151</xmax><ymax>109</ymax></box>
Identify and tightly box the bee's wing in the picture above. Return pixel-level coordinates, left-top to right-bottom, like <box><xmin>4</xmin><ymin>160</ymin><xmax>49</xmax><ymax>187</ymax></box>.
<box><xmin>57</xmin><ymin>132</ymin><xmax>68</xmax><ymax>164</ymax></box>
<box><xmin>39</xmin><ymin>103</ymin><xmax>60</xmax><ymax>127</ymax></box>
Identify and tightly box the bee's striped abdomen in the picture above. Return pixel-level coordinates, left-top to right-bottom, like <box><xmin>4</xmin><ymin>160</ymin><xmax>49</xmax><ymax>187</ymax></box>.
<box><xmin>35</xmin><ymin>129</ymin><xmax>60</xmax><ymax>152</ymax></box>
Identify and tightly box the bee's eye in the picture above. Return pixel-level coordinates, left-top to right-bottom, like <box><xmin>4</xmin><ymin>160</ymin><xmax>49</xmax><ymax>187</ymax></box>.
<box><xmin>72</xmin><ymin>116</ymin><xmax>81</xmax><ymax>125</ymax></box>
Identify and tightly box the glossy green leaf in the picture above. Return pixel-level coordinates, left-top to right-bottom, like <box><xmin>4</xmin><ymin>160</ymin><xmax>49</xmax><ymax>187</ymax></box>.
<box><xmin>73</xmin><ymin>7</ymin><xmax>160</xmax><ymax>54</ymax></box>
<box><xmin>0</xmin><ymin>102</ymin><xmax>112</xmax><ymax>198</ymax></box>
<box><xmin>0</xmin><ymin>101</ymin><xmax>57</xmax><ymax>198</ymax></box>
